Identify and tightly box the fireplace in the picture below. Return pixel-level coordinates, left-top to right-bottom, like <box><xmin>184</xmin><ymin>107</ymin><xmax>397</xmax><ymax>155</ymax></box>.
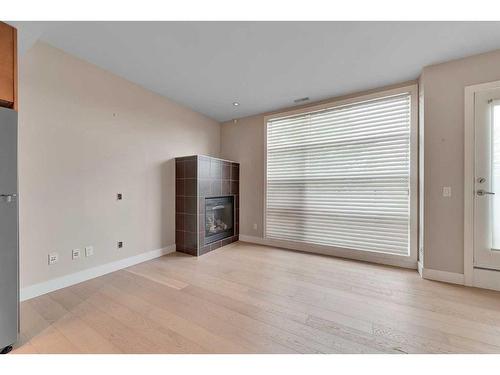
<box><xmin>205</xmin><ymin>196</ymin><xmax>234</xmax><ymax>244</ymax></box>
<box><xmin>175</xmin><ymin>155</ymin><xmax>239</xmax><ymax>256</ymax></box>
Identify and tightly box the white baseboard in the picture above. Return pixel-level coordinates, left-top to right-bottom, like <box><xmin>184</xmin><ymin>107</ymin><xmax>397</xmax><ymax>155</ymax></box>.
<box><xmin>20</xmin><ymin>244</ymin><xmax>176</xmax><ymax>301</ymax></box>
<box><xmin>417</xmin><ymin>261</ymin><xmax>423</xmax><ymax>277</ymax></box>
<box><xmin>239</xmin><ymin>234</ymin><xmax>267</xmax><ymax>245</ymax></box>
<box><xmin>239</xmin><ymin>235</ymin><xmax>417</xmax><ymax>269</ymax></box>
<box><xmin>472</xmin><ymin>268</ymin><xmax>500</xmax><ymax>291</ymax></box>
<box><xmin>420</xmin><ymin>267</ymin><xmax>465</xmax><ymax>285</ymax></box>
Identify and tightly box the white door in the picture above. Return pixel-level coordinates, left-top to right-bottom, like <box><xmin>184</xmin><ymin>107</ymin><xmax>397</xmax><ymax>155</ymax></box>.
<box><xmin>474</xmin><ymin>88</ymin><xmax>500</xmax><ymax>270</ymax></box>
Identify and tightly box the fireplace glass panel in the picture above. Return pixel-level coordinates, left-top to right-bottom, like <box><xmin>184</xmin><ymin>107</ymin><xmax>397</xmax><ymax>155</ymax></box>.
<box><xmin>205</xmin><ymin>196</ymin><xmax>234</xmax><ymax>244</ymax></box>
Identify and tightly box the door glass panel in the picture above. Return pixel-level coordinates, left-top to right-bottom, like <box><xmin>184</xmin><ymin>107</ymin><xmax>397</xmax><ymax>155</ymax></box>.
<box><xmin>474</xmin><ymin>90</ymin><xmax>500</xmax><ymax>270</ymax></box>
<box><xmin>492</xmin><ymin>104</ymin><xmax>500</xmax><ymax>250</ymax></box>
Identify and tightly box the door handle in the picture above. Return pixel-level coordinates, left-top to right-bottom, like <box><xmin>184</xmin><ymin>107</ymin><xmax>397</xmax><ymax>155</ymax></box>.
<box><xmin>477</xmin><ymin>190</ymin><xmax>495</xmax><ymax>196</ymax></box>
<box><xmin>0</xmin><ymin>193</ymin><xmax>17</xmax><ymax>203</ymax></box>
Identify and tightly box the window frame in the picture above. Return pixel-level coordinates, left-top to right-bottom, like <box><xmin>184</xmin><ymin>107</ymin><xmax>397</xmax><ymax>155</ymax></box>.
<box><xmin>263</xmin><ymin>84</ymin><xmax>418</xmax><ymax>269</ymax></box>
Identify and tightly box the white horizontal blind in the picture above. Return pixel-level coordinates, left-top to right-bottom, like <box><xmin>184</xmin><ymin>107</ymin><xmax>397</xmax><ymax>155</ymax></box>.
<box><xmin>266</xmin><ymin>93</ymin><xmax>411</xmax><ymax>256</ymax></box>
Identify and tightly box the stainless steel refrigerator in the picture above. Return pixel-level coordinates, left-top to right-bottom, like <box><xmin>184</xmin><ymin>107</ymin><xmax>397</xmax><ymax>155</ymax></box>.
<box><xmin>0</xmin><ymin>107</ymin><xmax>18</xmax><ymax>354</ymax></box>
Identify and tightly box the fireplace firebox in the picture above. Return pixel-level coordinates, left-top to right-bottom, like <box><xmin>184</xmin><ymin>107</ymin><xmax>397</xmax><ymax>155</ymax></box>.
<box><xmin>205</xmin><ymin>196</ymin><xmax>234</xmax><ymax>244</ymax></box>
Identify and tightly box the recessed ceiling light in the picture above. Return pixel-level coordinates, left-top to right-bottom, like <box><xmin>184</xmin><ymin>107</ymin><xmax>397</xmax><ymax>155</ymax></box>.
<box><xmin>233</xmin><ymin>102</ymin><xmax>240</xmax><ymax>106</ymax></box>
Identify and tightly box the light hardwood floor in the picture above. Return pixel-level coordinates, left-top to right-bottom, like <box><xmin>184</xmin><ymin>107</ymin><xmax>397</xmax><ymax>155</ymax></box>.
<box><xmin>12</xmin><ymin>241</ymin><xmax>500</xmax><ymax>354</ymax></box>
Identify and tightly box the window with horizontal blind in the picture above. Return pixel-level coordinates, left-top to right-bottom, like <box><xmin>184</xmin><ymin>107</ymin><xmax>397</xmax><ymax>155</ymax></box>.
<box><xmin>265</xmin><ymin>91</ymin><xmax>416</xmax><ymax>257</ymax></box>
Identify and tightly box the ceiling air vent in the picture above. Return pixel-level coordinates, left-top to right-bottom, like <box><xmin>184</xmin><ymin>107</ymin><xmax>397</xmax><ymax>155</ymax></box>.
<box><xmin>294</xmin><ymin>97</ymin><xmax>310</xmax><ymax>104</ymax></box>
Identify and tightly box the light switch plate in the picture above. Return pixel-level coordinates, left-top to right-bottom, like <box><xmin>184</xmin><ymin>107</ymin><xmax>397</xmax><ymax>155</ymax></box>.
<box><xmin>48</xmin><ymin>252</ymin><xmax>58</xmax><ymax>265</ymax></box>
<box><xmin>72</xmin><ymin>248</ymin><xmax>81</xmax><ymax>260</ymax></box>
<box><xmin>85</xmin><ymin>246</ymin><xmax>94</xmax><ymax>257</ymax></box>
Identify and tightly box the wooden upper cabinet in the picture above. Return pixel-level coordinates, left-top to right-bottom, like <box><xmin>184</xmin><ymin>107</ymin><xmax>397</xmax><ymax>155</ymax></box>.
<box><xmin>0</xmin><ymin>22</ymin><xmax>17</xmax><ymax>110</ymax></box>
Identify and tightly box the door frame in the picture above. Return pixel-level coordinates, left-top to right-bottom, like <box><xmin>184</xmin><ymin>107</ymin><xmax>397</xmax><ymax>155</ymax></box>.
<box><xmin>464</xmin><ymin>79</ymin><xmax>500</xmax><ymax>291</ymax></box>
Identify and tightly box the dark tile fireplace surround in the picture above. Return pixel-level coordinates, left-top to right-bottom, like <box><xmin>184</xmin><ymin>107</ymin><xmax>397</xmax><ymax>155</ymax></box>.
<box><xmin>175</xmin><ymin>155</ymin><xmax>239</xmax><ymax>256</ymax></box>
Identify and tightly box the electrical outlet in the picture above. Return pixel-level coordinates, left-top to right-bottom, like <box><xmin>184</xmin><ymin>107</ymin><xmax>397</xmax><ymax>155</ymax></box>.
<box><xmin>72</xmin><ymin>248</ymin><xmax>81</xmax><ymax>260</ymax></box>
<box><xmin>253</xmin><ymin>223</ymin><xmax>258</xmax><ymax>231</ymax></box>
<box><xmin>85</xmin><ymin>246</ymin><xmax>94</xmax><ymax>257</ymax></box>
<box><xmin>117</xmin><ymin>193</ymin><xmax>123</xmax><ymax>200</ymax></box>
<box><xmin>117</xmin><ymin>241</ymin><xmax>123</xmax><ymax>249</ymax></box>
<box><xmin>442</xmin><ymin>186</ymin><xmax>452</xmax><ymax>198</ymax></box>
<box><xmin>48</xmin><ymin>252</ymin><xmax>58</xmax><ymax>265</ymax></box>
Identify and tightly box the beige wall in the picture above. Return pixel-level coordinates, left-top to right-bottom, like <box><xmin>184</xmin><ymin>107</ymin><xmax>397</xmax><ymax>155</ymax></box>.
<box><xmin>221</xmin><ymin>116</ymin><xmax>265</xmax><ymax>237</ymax></box>
<box><xmin>19</xmin><ymin>42</ymin><xmax>220</xmax><ymax>288</ymax></box>
<box><xmin>421</xmin><ymin>49</ymin><xmax>500</xmax><ymax>274</ymax></box>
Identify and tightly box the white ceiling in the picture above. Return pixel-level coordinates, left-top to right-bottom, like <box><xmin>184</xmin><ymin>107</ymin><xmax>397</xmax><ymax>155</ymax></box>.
<box><xmin>10</xmin><ymin>21</ymin><xmax>500</xmax><ymax>122</ymax></box>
